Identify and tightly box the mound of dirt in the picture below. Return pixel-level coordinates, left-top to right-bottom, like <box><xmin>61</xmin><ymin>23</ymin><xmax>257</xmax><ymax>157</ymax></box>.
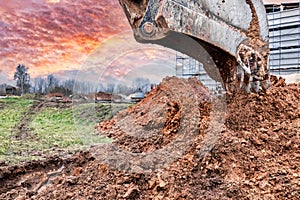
<box><xmin>96</xmin><ymin>77</ymin><xmax>211</xmax><ymax>154</ymax></box>
<box><xmin>0</xmin><ymin>76</ymin><xmax>299</xmax><ymax>200</ymax></box>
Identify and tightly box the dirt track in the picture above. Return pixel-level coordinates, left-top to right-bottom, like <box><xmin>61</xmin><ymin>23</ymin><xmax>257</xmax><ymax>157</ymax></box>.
<box><xmin>13</xmin><ymin>100</ymin><xmax>72</xmax><ymax>139</ymax></box>
<box><xmin>0</xmin><ymin>76</ymin><xmax>299</xmax><ymax>200</ymax></box>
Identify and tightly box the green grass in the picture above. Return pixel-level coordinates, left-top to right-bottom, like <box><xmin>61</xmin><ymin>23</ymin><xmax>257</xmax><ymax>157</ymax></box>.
<box><xmin>0</xmin><ymin>98</ymin><xmax>130</xmax><ymax>164</ymax></box>
<box><xmin>0</xmin><ymin>98</ymin><xmax>33</xmax><ymax>155</ymax></box>
<box><xmin>31</xmin><ymin>108</ymin><xmax>87</xmax><ymax>148</ymax></box>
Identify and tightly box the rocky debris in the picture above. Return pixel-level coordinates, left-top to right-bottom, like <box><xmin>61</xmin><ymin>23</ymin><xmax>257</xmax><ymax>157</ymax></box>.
<box><xmin>0</xmin><ymin>76</ymin><xmax>299</xmax><ymax>199</ymax></box>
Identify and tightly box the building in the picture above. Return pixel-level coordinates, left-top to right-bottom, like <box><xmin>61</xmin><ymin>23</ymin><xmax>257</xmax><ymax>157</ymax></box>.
<box><xmin>176</xmin><ymin>2</ymin><xmax>300</xmax><ymax>88</ymax></box>
<box><xmin>266</xmin><ymin>2</ymin><xmax>300</xmax><ymax>75</ymax></box>
<box><xmin>5</xmin><ymin>85</ymin><xmax>17</xmax><ymax>96</ymax></box>
<box><xmin>175</xmin><ymin>53</ymin><xmax>222</xmax><ymax>92</ymax></box>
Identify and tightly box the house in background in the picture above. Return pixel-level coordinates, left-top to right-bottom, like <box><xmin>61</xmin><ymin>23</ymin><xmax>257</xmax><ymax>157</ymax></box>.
<box><xmin>5</xmin><ymin>85</ymin><xmax>17</xmax><ymax>96</ymax></box>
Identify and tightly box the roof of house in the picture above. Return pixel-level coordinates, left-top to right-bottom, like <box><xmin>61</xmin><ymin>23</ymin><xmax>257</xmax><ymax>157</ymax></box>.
<box><xmin>5</xmin><ymin>85</ymin><xmax>16</xmax><ymax>90</ymax></box>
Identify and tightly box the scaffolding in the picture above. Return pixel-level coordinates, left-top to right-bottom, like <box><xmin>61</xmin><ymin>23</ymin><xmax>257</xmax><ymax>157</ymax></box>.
<box><xmin>175</xmin><ymin>52</ymin><xmax>222</xmax><ymax>92</ymax></box>
<box><xmin>267</xmin><ymin>3</ymin><xmax>300</xmax><ymax>75</ymax></box>
<box><xmin>175</xmin><ymin>3</ymin><xmax>300</xmax><ymax>91</ymax></box>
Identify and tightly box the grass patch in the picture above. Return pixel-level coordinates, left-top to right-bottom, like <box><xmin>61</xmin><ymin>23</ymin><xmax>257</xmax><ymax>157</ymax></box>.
<box><xmin>0</xmin><ymin>98</ymin><xmax>33</xmax><ymax>155</ymax></box>
<box><xmin>0</xmin><ymin>99</ymin><xmax>130</xmax><ymax>164</ymax></box>
<box><xmin>29</xmin><ymin>107</ymin><xmax>107</xmax><ymax>150</ymax></box>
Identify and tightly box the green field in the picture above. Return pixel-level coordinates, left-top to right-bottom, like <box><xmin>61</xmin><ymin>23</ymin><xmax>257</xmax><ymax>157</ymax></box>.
<box><xmin>0</xmin><ymin>97</ymin><xmax>130</xmax><ymax>164</ymax></box>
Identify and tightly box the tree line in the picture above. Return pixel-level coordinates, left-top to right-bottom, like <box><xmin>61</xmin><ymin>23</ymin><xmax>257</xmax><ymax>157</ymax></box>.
<box><xmin>0</xmin><ymin>64</ymin><xmax>152</xmax><ymax>96</ymax></box>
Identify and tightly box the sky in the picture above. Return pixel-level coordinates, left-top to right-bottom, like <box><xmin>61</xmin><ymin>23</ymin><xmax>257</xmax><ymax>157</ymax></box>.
<box><xmin>263</xmin><ymin>0</ymin><xmax>299</xmax><ymax>4</ymax></box>
<box><xmin>0</xmin><ymin>0</ymin><xmax>298</xmax><ymax>84</ymax></box>
<box><xmin>0</xmin><ymin>0</ymin><xmax>131</xmax><ymax>84</ymax></box>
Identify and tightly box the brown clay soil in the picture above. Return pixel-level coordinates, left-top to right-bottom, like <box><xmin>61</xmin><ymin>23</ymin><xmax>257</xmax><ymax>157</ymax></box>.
<box><xmin>0</xmin><ymin>76</ymin><xmax>299</xmax><ymax>200</ymax></box>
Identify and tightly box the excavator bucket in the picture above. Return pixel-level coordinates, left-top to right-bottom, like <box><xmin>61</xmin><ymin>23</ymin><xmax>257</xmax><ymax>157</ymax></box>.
<box><xmin>118</xmin><ymin>0</ymin><xmax>270</xmax><ymax>92</ymax></box>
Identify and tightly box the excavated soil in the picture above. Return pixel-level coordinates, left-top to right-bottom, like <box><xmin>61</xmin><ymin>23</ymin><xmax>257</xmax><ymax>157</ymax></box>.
<box><xmin>0</xmin><ymin>76</ymin><xmax>299</xmax><ymax>200</ymax></box>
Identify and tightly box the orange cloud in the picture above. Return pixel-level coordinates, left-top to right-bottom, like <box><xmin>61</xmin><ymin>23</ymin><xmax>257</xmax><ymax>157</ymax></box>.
<box><xmin>0</xmin><ymin>0</ymin><xmax>130</xmax><ymax>80</ymax></box>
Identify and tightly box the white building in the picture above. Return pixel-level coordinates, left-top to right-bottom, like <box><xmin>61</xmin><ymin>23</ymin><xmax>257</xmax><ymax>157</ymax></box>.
<box><xmin>176</xmin><ymin>2</ymin><xmax>300</xmax><ymax>88</ymax></box>
<box><xmin>266</xmin><ymin>2</ymin><xmax>300</xmax><ymax>76</ymax></box>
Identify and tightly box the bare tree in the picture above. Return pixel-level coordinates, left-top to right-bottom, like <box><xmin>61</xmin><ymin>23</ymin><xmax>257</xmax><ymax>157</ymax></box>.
<box><xmin>14</xmin><ymin>64</ymin><xmax>30</xmax><ymax>94</ymax></box>
<box><xmin>46</xmin><ymin>74</ymin><xmax>59</xmax><ymax>93</ymax></box>
<box><xmin>32</xmin><ymin>76</ymin><xmax>46</xmax><ymax>94</ymax></box>
<box><xmin>114</xmin><ymin>84</ymin><xmax>134</xmax><ymax>96</ymax></box>
<box><xmin>62</xmin><ymin>79</ymin><xmax>75</xmax><ymax>93</ymax></box>
<box><xmin>133</xmin><ymin>78</ymin><xmax>150</xmax><ymax>92</ymax></box>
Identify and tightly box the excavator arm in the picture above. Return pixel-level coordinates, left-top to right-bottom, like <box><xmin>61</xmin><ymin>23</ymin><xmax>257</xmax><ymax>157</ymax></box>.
<box><xmin>119</xmin><ymin>0</ymin><xmax>270</xmax><ymax>92</ymax></box>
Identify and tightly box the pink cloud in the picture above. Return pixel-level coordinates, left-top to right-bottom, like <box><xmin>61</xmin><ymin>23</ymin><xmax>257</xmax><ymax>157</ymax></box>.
<box><xmin>0</xmin><ymin>0</ymin><xmax>130</xmax><ymax>79</ymax></box>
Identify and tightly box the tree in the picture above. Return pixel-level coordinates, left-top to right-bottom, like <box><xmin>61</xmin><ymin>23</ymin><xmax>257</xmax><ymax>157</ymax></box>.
<box><xmin>14</xmin><ymin>64</ymin><xmax>30</xmax><ymax>94</ymax></box>
<box><xmin>114</xmin><ymin>84</ymin><xmax>134</xmax><ymax>96</ymax></box>
<box><xmin>46</xmin><ymin>74</ymin><xmax>59</xmax><ymax>93</ymax></box>
<box><xmin>106</xmin><ymin>83</ymin><xmax>115</xmax><ymax>94</ymax></box>
<box><xmin>32</xmin><ymin>76</ymin><xmax>46</xmax><ymax>94</ymax></box>
<box><xmin>62</xmin><ymin>79</ymin><xmax>75</xmax><ymax>93</ymax></box>
<box><xmin>133</xmin><ymin>78</ymin><xmax>150</xmax><ymax>92</ymax></box>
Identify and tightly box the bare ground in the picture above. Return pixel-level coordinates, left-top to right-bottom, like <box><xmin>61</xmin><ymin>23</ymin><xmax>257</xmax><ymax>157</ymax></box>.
<box><xmin>0</xmin><ymin>76</ymin><xmax>299</xmax><ymax>200</ymax></box>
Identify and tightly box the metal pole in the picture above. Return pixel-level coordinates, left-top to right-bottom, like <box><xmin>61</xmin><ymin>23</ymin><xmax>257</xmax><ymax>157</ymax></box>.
<box><xmin>298</xmin><ymin>2</ymin><xmax>300</xmax><ymax>73</ymax></box>
<box><xmin>279</xmin><ymin>5</ymin><xmax>282</xmax><ymax>75</ymax></box>
<box><xmin>271</xmin><ymin>4</ymin><xmax>275</xmax><ymax>75</ymax></box>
